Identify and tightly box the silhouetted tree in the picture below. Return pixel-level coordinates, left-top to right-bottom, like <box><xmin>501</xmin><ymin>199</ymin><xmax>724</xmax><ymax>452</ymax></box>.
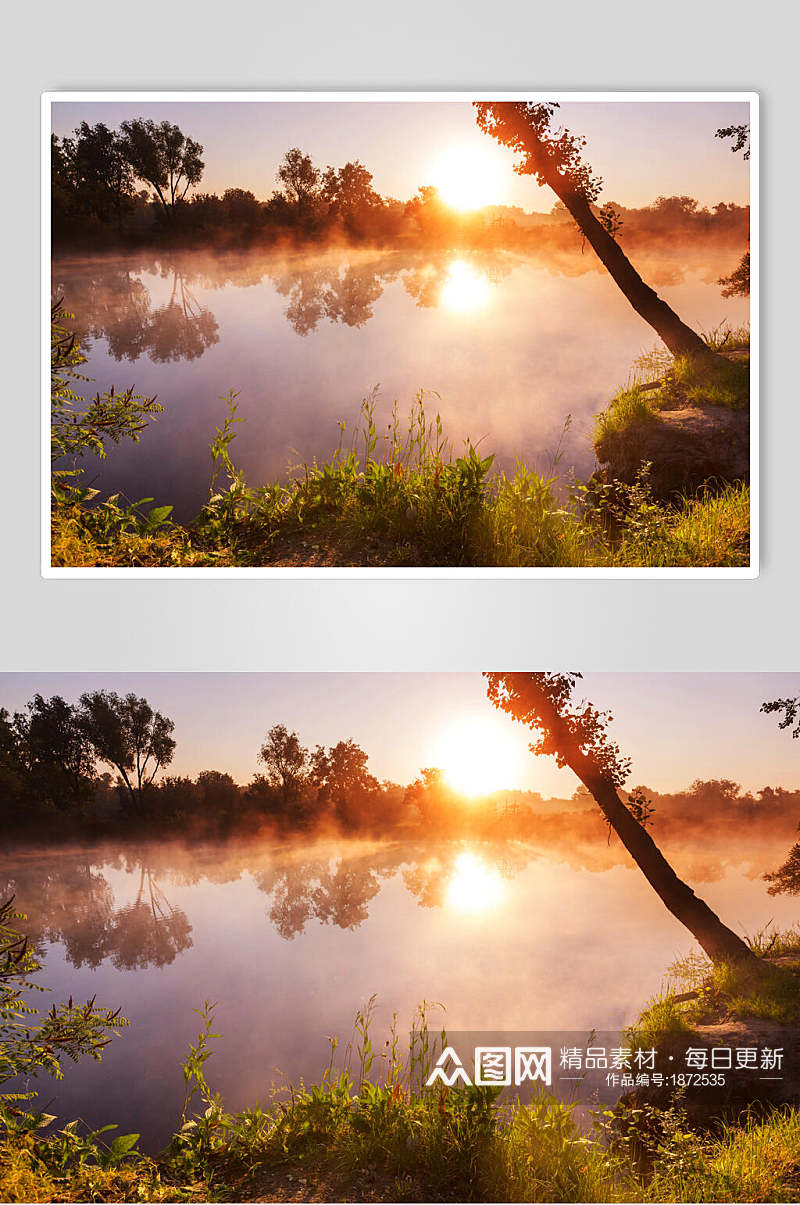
<box><xmin>65</xmin><ymin>122</ymin><xmax>135</xmax><ymax>227</ymax></box>
<box><xmin>716</xmin><ymin>123</ymin><xmax>750</xmax><ymax>161</ymax></box>
<box><xmin>276</xmin><ymin>148</ymin><xmax>321</xmax><ymax>222</ymax></box>
<box><xmin>222</xmin><ymin>187</ymin><xmax>263</xmax><ymax>229</ymax></box>
<box><xmin>762</xmin><ymin>692</ymin><xmax>800</xmax><ymax>894</ymax></box>
<box><xmin>484</xmin><ymin>671</ymin><xmax>759</xmax><ymax>965</ymax></box>
<box><xmin>719</xmin><ymin>251</ymin><xmax>750</xmax><ymax>298</ymax></box>
<box><xmin>258</xmin><ymin>724</ymin><xmax>308</xmax><ymax>797</ymax></box>
<box><xmin>0</xmin><ymin>697</ymin><xmax>95</xmax><ymax>813</ymax></box>
<box><xmin>118</xmin><ymin>119</ymin><xmax>204</xmax><ymax>218</ymax></box>
<box><xmin>19</xmin><ymin>695</ymin><xmax>96</xmax><ymax>810</ymax></box>
<box><xmin>761</xmin><ymin>696</ymin><xmax>800</xmax><ymax>739</ymax></box>
<box><xmin>404</xmin><ymin>766</ymin><xmax>459</xmax><ymax>830</ymax></box>
<box><xmin>322</xmin><ymin>160</ymin><xmax>381</xmax><ymax>236</ymax></box>
<box><xmin>404</xmin><ymin>186</ymin><xmax>450</xmax><ymax>241</ymax></box>
<box><xmin>715</xmin><ymin>123</ymin><xmax>750</xmax><ymax>298</ymax></box>
<box><xmin>311</xmin><ymin>738</ymin><xmax>379</xmax><ymax>830</ymax></box>
<box><xmin>474</xmin><ymin>102</ymin><xmax>717</xmax><ymax>360</ymax></box>
<box><xmin>78</xmin><ymin>691</ymin><xmax>176</xmax><ymax>812</ymax></box>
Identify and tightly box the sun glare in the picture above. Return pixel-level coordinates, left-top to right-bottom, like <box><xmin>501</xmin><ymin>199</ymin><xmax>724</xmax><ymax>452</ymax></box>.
<box><xmin>430</xmin><ymin>144</ymin><xmax>505</xmax><ymax>212</ymax></box>
<box><xmin>446</xmin><ymin>851</ymin><xmax>505</xmax><ymax>913</ymax></box>
<box><xmin>434</xmin><ymin>717</ymin><xmax>526</xmax><ymax>798</ymax></box>
<box><xmin>439</xmin><ymin>259</ymin><xmax>491</xmax><ymax>312</ymax></box>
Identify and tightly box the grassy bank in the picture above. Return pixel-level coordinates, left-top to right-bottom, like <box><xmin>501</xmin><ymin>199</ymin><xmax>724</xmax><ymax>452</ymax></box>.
<box><xmin>4</xmin><ymin>924</ymin><xmax>800</xmax><ymax>1202</ymax></box>
<box><xmin>4</xmin><ymin>1007</ymin><xmax>800</xmax><ymax>1203</ymax></box>
<box><xmin>594</xmin><ymin>326</ymin><xmax>750</xmax><ymax>453</ymax></box>
<box><xmin>50</xmin><ymin>306</ymin><xmax>751</xmax><ymax>570</ymax></box>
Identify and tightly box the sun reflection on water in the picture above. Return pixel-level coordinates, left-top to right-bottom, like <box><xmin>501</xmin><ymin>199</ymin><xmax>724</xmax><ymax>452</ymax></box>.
<box><xmin>446</xmin><ymin>851</ymin><xmax>505</xmax><ymax>913</ymax></box>
<box><xmin>440</xmin><ymin>259</ymin><xmax>492</xmax><ymax>312</ymax></box>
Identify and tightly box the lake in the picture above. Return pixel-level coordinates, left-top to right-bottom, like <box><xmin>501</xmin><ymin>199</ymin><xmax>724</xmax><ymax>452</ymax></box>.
<box><xmin>53</xmin><ymin>242</ymin><xmax>750</xmax><ymax>522</ymax></box>
<box><xmin>7</xmin><ymin>810</ymin><xmax>794</xmax><ymax>1151</ymax></box>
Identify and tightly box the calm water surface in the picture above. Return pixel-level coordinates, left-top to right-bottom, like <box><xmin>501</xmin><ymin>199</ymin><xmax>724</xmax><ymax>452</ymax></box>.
<box><xmin>7</xmin><ymin>815</ymin><xmax>793</xmax><ymax>1150</ymax></box>
<box><xmin>53</xmin><ymin>243</ymin><xmax>749</xmax><ymax>520</ymax></box>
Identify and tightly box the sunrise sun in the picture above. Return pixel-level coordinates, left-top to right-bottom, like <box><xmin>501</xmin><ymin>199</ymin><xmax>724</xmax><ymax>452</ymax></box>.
<box><xmin>430</xmin><ymin>144</ymin><xmax>506</xmax><ymax>211</ymax></box>
<box><xmin>434</xmin><ymin>717</ymin><xmax>527</xmax><ymax>797</ymax></box>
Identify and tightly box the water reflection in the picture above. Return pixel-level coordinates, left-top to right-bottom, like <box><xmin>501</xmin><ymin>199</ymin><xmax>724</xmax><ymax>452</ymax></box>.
<box><xmin>6</xmin><ymin>808</ymin><xmax>792</xmax><ymax>970</ymax></box>
<box><xmin>52</xmin><ymin>262</ymin><xmax>219</xmax><ymax>363</ymax></box>
<box><xmin>3</xmin><ymin>855</ymin><xmax>192</xmax><ymax>969</ymax></box>
<box><xmin>51</xmin><ymin>244</ymin><xmax>750</xmax><ymax>521</ymax></box>
<box><xmin>269</xmin><ymin>254</ymin><xmax>400</xmax><ymax>335</ymax></box>
<box><xmin>445</xmin><ymin>850</ymin><xmax>505</xmax><ymax>911</ymax></box>
<box><xmin>6</xmin><ymin>816</ymin><xmax>794</xmax><ymax>1152</ymax></box>
<box><xmin>439</xmin><ymin>260</ymin><xmax>493</xmax><ymax>312</ymax></box>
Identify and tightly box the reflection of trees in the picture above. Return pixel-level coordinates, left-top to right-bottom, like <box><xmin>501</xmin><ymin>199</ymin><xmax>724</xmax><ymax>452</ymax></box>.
<box><xmin>3</xmin><ymin>853</ymin><xmax>192</xmax><ymax>970</ymax></box>
<box><xmin>105</xmin><ymin>866</ymin><xmax>192</xmax><ymax>968</ymax></box>
<box><xmin>53</xmin><ymin>242</ymin><xmax>745</xmax><ymax>361</ymax></box>
<box><xmin>269</xmin><ymin>258</ymin><xmax>398</xmax><ymax>335</ymax></box>
<box><xmin>53</xmin><ymin>260</ymin><xmax>219</xmax><ymax>364</ymax></box>
<box><xmin>140</xmin><ymin>274</ymin><xmax>219</xmax><ymax>363</ymax></box>
<box><xmin>254</xmin><ymin>852</ymin><xmax>387</xmax><ymax>939</ymax></box>
<box><xmin>5</xmin><ymin>787</ymin><xmax>787</xmax><ymax>961</ymax></box>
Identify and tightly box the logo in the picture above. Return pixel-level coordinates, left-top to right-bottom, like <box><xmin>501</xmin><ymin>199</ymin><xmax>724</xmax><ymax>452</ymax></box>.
<box><xmin>426</xmin><ymin>1045</ymin><xmax>552</xmax><ymax>1088</ymax></box>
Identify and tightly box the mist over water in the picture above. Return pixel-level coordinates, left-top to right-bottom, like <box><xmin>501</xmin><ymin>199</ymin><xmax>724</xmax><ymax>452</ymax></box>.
<box><xmin>7</xmin><ymin>805</ymin><xmax>794</xmax><ymax>1151</ymax></box>
<box><xmin>53</xmin><ymin>241</ymin><xmax>749</xmax><ymax>521</ymax></box>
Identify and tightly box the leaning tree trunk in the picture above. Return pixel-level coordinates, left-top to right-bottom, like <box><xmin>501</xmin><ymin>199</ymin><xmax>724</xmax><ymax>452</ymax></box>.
<box><xmin>554</xmin><ymin>183</ymin><xmax>718</xmax><ymax>362</ymax></box>
<box><xmin>535</xmin><ymin>694</ymin><xmax>759</xmax><ymax>966</ymax></box>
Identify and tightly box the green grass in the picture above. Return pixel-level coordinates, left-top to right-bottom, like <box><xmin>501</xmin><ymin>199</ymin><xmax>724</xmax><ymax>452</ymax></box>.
<box><xmin>653</xmin><ymin>927</ymin><xmax>800</xmax><ymax>1033</ymax></box>
<box><xmin>594</xmin><ymin>385</ymin><xmax>660</xmax><ymax>447</ymax></box>
<box><xmin>593</xmin><ymin>325</ymin><xmax>751</xmax><ymax>462</ymax></box>
<box><xmin>4</xmin><ymin>989</ymin><xmax>800</xmax><ymax>1203</ymax></box>
<box><xmin>625</xmin><ymin>995</ymin><xmax>699</xmax><ymax>1055</ymax></box>
<box><xmin>616</xmin><ymin>481</ymin><xmax>751</xmax><ymax>568</ymax></box>
<box><xmin>52</xmin><ymin>394</ymin><xmax>751</xmax><ymax>570</ymax></box>
<box><xmin>50</xmin><ymin>305</ymin><xmax>752</xmax><ymax>569</ymax></box>
<box><xmin>644</xmin><ymin>1109</ymin><xmax>800</xmax><ymax>1202</ymax></box>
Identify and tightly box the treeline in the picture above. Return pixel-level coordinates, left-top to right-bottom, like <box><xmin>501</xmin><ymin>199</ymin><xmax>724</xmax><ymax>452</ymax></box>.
<box><xmin>0</xmin><ymin>691</ymin><xmax>494</xmax><ymax>840</ymax></box>
<box><xmin>0</xmin><ymin>693</ymin><xmax>404</xmax><ymax>838</ymax></box>
<box><xmin>2</xmin><ymin>690</ymin><xmax>796</xmax><ymax>853</ymax></box>
<box><xmin>51</xmin><ymin>117</ymin><xmax>749</xmax><ymax>253</ymax></box>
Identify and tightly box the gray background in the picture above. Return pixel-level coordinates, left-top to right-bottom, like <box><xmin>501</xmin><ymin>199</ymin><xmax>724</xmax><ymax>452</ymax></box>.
<box><xmin>2</xmin><ymin>0</ymin><xmax>795</xmax><ymax>672</ymax></box>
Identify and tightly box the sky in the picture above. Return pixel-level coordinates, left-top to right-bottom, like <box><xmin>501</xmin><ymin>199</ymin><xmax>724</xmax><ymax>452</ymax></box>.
<box><xmin>1</xmin><ymin>673</ymin><xmax>795</xmax><ymax>797</ymax></box>
<box><xmin>51</xmin><ymin>98</ymin><xmax>752</xmax><ymax>213</ymax></box>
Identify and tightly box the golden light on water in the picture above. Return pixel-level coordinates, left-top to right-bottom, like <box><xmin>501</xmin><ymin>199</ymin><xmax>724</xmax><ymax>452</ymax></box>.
<box><xmin>440</xmin><ymin>259</ymin><xmax>491</xmax><ymax>312</ymax></box>
<box><xmin>434</xmin><ymin>716</ymin><xmax>526</xmax><ymax>797</ymax></box>
<box><xmin>430</xmin><ymin>144</ymin><xmax>505</xmax><ymax>211</ymax></box>
<box><xmin>446</xmin><ymin>851</ymin><xmax>505</xmax><ymax>913</ymax></box>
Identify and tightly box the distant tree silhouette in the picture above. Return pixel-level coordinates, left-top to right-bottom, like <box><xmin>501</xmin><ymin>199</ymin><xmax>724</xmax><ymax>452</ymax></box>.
<box><xmin>78</xmin><ymin>691</ymin><xmax>176</xmax><ymax>812</ymax></box>
<box><xmin>57</xmin><ymin>122</ymin><xmax>135</xmax><ymax>228</ymax></box>
<box><xmin>485</xmin><ymin>671</ymin><xmax>759</xmax><ymax>965</ymax></box>
<box><xmin>322</xmin><ymin>160</ymin><xmax>381</xmax><ymax>236</ymax></box>
<box><xmin>474</xmin><ymin>102</ymin><xmax>718</xmax><ymax>360</ymax></box>
<box><xmin>0</xmin><ymin>696</ymin><xmax>95</xmax><ymax>813</ymax></box>
<box><xmin>276</xmin><ymin>148</ymin><xmax>321</xmax><ymax>223</ymax></box>
<box><xmin>118</xmin><ymin>119</ymin><xmax>204</xmax><ymax>218</ymax></box>
<box><xmin>258</xmin><ymin>724</ymin><xmax>308</xmax><ymax>796</ymax></box>
<box><xmin>311</xmin><ymin>738</ymin><xmax>379</xmax><ymax>830</ymax></box>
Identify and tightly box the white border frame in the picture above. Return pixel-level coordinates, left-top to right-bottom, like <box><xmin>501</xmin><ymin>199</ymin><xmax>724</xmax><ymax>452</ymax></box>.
<box><xmin>41</xmin><ymin>90</ymin><xmax>759</xmax><ymax>578</ymax></box>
